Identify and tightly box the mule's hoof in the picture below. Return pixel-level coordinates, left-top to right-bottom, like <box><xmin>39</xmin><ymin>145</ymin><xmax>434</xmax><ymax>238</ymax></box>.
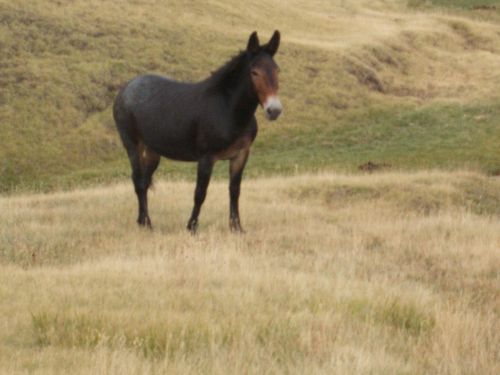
<box><xmin>187</xmin><ymin>219</ymin><xmax>198</xmax><ymax>235</ymax></box>
<box><xmin>230</xmin><ymin>220</ymin><xmax>246</xmax><ymax>234</ymax></box>
<box><xmin>137</xmin><ymin>216</ymin><xmax>153</xmax><ymax>229</ymax></box>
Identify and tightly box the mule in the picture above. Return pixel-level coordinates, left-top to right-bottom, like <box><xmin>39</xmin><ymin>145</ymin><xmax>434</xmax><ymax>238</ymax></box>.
<box><xmin>113</xmin><ymin>31</ymin><xmax>282</xmax><ymax>233</ymax></box>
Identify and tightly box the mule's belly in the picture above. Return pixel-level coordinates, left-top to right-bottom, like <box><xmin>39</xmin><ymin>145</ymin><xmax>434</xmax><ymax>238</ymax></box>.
<box><xmin>141</xmin><ymin>129</ymin><xmax>199</xmax><ymax>162</ymax></box>
<box><xmin>136</xmin><ymin>113</ymin><xmax>255</xmax><ymax>162</ymax></box>
<box><xmin>153</xmin><ymin>146</ymin><xmax>198</xmax><ymax>162</ymax></box>
<box><xmin>141</xmin><ymin>125</ymin><xmax>254</xmax><ymax>162</ymax></box>
<box><xmin>133</xmin><ymin>106</ymin><xmax>200</xmax><ymax>161</ymax></box>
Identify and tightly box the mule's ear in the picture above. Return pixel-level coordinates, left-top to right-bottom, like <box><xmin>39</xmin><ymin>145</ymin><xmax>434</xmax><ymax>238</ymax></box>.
<box><xmin>264</xmin><ymin>30</ymin><xmax>280</xmax><ymax>56</ymax></box>
<box><xmin>247</xmin><ymin>31</ymin><xmax>260</xmax><ymax>54</ymax></box>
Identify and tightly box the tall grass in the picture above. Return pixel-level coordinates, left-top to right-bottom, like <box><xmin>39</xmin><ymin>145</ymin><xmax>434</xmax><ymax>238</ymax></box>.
<box><xmin>1</xmin><ymin>171</ymin><xmax>498</xmax><ymax>374</ymax></box>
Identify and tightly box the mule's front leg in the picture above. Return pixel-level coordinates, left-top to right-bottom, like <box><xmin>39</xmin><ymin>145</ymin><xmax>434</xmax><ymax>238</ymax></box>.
<box><xmin>229</xmin><ymin>149</ymin><xmax>249</xmax><ymax>233</ymax></box>
<box><xmin>187</xmin><ymin>156</ymin><xmax>214</xmax><ymax>234</ymax></box>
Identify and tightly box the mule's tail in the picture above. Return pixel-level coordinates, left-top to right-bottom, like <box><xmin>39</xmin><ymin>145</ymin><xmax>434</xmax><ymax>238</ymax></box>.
<box><xmin>113</xmin><ymin>85</ymin><xmax>139</xmax><ymax>151</ymax></box>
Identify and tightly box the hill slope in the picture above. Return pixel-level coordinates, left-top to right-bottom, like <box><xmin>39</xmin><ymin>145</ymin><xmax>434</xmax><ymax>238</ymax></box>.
<box><xmin>1</xmin><ymin>0</ymin><xmax>500</xmax><ymax>191</ymax></box>
<box><xmin>1</xmin><ymin>171</ymin><xmax>499</xmax><ymax>373</ymax></box>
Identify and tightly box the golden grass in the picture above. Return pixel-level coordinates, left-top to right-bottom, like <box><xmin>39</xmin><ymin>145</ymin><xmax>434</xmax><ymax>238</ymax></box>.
<box><xmin>1</xmin><ymin>171</ymin><xmax>499</xmax><ymax>374</ymax></box>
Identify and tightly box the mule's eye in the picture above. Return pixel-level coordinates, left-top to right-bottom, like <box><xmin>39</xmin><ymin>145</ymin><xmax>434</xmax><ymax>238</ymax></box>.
<box><xmin>251</xmin><ymin>70</ymin><xmax>259</xmax><ymax>77</ymax></box>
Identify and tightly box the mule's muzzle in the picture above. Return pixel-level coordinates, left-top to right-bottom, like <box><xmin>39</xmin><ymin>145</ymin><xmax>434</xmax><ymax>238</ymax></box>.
<box><xmin>263</xmin><ymin>96</ymin><xmax>282</xmax><ymax>121</ymax></box>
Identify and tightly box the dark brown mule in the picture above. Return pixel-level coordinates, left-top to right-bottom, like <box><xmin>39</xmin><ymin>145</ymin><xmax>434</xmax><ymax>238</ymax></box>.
<box><xmin>113</xmin><ymin>31</ymin><xmax>282</xmax><ymax>233</ymax></box>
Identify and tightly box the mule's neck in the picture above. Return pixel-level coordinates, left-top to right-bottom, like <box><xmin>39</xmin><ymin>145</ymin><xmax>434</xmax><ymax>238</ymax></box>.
<box><xmin>206</xmin><ymin>52</ymin><xmax>259</xmax><ymax>126</ymax></box>
<box><xmin>229</xmin><ymin>76</ymin><xmax>259</xmax><ymax>126</ymax></box>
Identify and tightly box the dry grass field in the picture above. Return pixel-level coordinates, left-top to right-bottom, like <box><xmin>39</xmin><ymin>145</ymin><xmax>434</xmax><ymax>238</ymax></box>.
<box><xmin>1</xmin><ymin>171</ymin><xmax>499</xmax><ymax>374</ymax></box>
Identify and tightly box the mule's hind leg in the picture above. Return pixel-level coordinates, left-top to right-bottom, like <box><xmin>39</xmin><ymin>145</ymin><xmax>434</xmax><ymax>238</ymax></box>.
<box><xmin>187</xmin><ymin>156</ymin><xmax>214</xmax><ymax>234</ymax></box>
<box><xmin>122</xmin><ymin>137</ymin><xmax>160</xmax><ymax>228</ymax></box>
<box><xmin>114</xmin><ymin>97</ymin><xmax>160</xmax><ymax>228</ymax></box>
<box><xmin>229</xmin><ymin>148</ymin><xmax>250</xmax><ymax>232</ymax></box>
<box><xmin>132</xmin><ymin>142</ymin><xmax>160</xmax><ymax>228</ymax></box>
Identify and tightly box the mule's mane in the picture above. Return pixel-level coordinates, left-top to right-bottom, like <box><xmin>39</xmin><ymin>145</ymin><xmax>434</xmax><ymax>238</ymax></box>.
<box><xmin>206</xmin><ymin>50</ymin><xmax>249</xmax><ymax>91</ymax></box>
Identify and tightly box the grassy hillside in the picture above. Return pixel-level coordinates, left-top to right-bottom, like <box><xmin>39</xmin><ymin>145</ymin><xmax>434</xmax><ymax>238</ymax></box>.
<box><xmin>1</xmin><ymin>171</ymin><xmax>499</xmax><ymax>374</ymax></box>
<box><xmin>1</xmin><ymin>0</ymin><xmax>500</xmax><ymax>192</ymax></box>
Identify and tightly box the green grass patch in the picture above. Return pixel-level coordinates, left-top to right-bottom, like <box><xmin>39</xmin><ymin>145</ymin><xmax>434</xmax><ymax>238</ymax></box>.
<box><xmin>409</xmin><ymin>0</ymin><xmax>500</xmax><ymax>10</ymax></box>
<box><xmin>31</xmin><ymin>311</ymin><xmax>302</xmax><ymax>362</ymax></box>
<box><xmin>287</xmin><ymin>172</ymin><xmax>500</xmax><ymax>216</ymax></box>
<box><xmin>4</xmin><ymin>92</ymin><xmax>500</xmax><ymax>206</ymax></box>
<box><xmin>345</xmin><ymin>297</ymin><xmax>436</xmax><ymax>337</ymax></box>
<box><xmin>222</xmin><ymin>100</ymin><xmax>500</xmax><ymax>183</ymax></box>
<box><xmin>458</xmin><ymin>176</ymin><xmax>500</xmax><ymax>216</ymax></box>
<box><xmin>11</xmin><ymin>94</ymin><xmax>500</xmax><ymax>194</ymax></box>
<box><xmin>32</xmin><ymin>312</ymin><xmax>225</xmax><ymax>359</ymax></box>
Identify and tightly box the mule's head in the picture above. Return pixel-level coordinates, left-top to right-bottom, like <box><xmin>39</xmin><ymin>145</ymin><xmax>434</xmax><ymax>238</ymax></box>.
<box><xmin>247</xmin><ymin>31</ymin><xmax>282</xmax><ymax>121</ymax></box>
